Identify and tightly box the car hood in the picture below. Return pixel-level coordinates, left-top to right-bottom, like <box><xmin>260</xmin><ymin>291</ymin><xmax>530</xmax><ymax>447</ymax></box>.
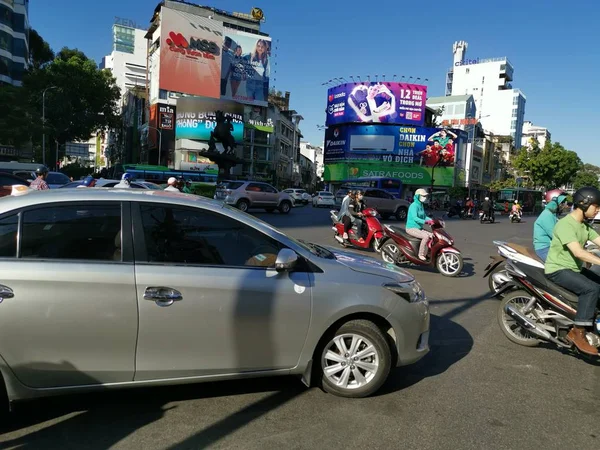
<box><xmin>327</xmin><ymin>247</ymin><xmax>414</xmax><ymax>282</ymax></box>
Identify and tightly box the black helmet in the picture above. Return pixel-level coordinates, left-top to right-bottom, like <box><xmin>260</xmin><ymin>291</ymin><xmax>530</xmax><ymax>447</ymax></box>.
<box><xmin>36</xmin><ymin>166</ymin><xmax>49</xmax><ymax>175</ymax></box>
<box><xmin>573</xmin><ymin>186</ymin><xmax>600</xmax><ymax>211</ymax></box>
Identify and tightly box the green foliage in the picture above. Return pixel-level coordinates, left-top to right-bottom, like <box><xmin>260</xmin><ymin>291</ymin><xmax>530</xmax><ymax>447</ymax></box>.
<box><xmin>190</xmin><ymin>183</ymin><xmax>217</xmax><ymax>198</ymax></box>
<box><xmin>0</xmin><ymin>85</ymin><xmax>39</xmax><ymax>147</ymax></box>
<box><xmin>512</xmin><ymin>141</ymin><xmax>581</xmax><ymax>188</ymax></box>
<box><xmin>573</xmin><ymin>170</ymin><xmax>600</xmax><ymax>190</ymax></box>
<box><xmin>60</xmin><ymin>161</ymin><xmax>95</xmax><ymax>180</ymax></box>
<box><xmin>487</xmin><ymin>179</ymin><xmax>516</xmax><ymax>191</ymax></box>
<box><xmin>28</xmin><ymin>29</ymin><xmax>55</xmax><ymax>69</ymax></box>
<box><xmin>447</xmin><ymin>186</ymin><xmax>467</xmax><ymax>199</ymax></box>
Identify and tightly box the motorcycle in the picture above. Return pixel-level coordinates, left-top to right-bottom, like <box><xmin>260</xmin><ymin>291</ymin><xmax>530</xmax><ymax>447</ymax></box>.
<box><xmin>479</xmin><ymin>210</ymin><xmax>495</xmax><ymax>223</ymax></box>
<box><xmin>485</xmin><ymin>240</ymin><xmax>600</xmax><ymax>297</ymax></box>
<box><xmin>331</xmin><ymin>207</ymin><xmax>385</xmax><ymax>251</ymax></box>
<box><xmin>379</xmin><ymin>218</ymin><xmax>463</xmax><ymax>277</ymax></box>
<box><xmin>495</xmin><ymin>257</ymin><xmax>600</xmax><ymax>358</ymax></box>
<box><xmin>509</xmin><ymin>210</ymin><xmax>522</xmax><ymax>223</ymax></box>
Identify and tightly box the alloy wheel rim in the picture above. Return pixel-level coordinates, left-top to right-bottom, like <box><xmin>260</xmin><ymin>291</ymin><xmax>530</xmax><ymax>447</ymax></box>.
<box><xmin>322</xmin><ymin>333</ymin><xmax>379</xmax><ymax>390</ymax></box>
<box><xmin>439</xmin><ymin>253</ymin><xmax>461</xmax><ymax>275</ymax></box>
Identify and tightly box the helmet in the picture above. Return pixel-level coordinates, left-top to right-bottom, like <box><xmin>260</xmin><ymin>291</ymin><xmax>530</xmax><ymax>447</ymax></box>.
<box><xmin>167</xmin><ymin>177</ymin><xmax>178</xmax><ymax>186</ymax></box>
<box><xmin>485</xmin><ymin>197</ymin><xmax>489</xmax><ymax>201</ymax></box>
<box><xmin>573</xmin><ymin>186</ymin><xmax>600</xmax><ymax>211</ymax></box>
<box><xmin>355</xmin><ymin>189</ymin><xmax>363</xmax><ymax>196</ymax></box>
<box><xmin>514</xmin><ymin>200</ymin><xmax>518</xmax><ymax>204</ymax></box>
<box><xmin>122</xmin><ymin>173</ymin><xmax>133</xmax><ymax>181</ymax></box>
<box><xmin>415</xmin><ymin>188</ymin><xmax>428</xmax><ymax>197</ymax></box>
<box><xmin>36</xmin><ymin>166</ymin><xmax>49</xmax><ymax>175</ymax></box>
<box><xmin>81</xmin><ymin>176</ymin><xmax>96</xmax><ymax>187</ymax></box>
<box><xmin>545</xmin><ymin>189</ymin><xmax>566</xmax><ymax>204</ymax></box>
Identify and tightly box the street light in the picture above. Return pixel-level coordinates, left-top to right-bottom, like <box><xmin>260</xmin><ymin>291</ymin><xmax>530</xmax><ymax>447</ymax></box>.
<box><xmin>146</xmin><ymin>125</ymin><xmax>163</xmax><ymax>165</ymax></box>
<box><xmin>42</xmin><ymin>86</ymin><xmax>58</xmax><ymax>166</ymax></box>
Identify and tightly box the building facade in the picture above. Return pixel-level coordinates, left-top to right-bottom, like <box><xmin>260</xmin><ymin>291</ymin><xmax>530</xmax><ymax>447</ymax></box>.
<box><xmin>427</xmin><ymin>94</ymin><xmax>476</xmax><ymax>129</ymax></box>
<box><xmin>300</xmin><ymin>141</ymin><xmax>324</xmax><ymax>183</ymax></box>
<box><xmin>446</xmin><ymin>41</ymin><xmax>526</xmax><ymax>149</ymax></box>
<box><xmin>521</xmin><ymin>121</ymin><xmax>550</xmax><ymax>149</ymax></box>
<box><xmin>0</xmin><ymin>0</ymin><xmax>29</xmax><ymax>86</ymax></box>
<box><xmin>100</xmin><ymin>24</ymin><xmax>148</xmax><ymax>98</ymax></box>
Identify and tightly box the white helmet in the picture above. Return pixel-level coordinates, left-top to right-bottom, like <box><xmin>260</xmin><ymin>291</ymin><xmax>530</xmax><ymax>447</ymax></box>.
<box><xmin>485</xmin><ymin>197</ymin><xmax>489</xmax><ymax>201</ymax></box>
<box><xmin>514</xmin><ymin>200</ymin><xmax>519</xmax><ymax>204</ymax></box>
<box><xmin>415</xmin><ymin>188</ymin><xmax>429</xmax><ymax>197</ymax></box>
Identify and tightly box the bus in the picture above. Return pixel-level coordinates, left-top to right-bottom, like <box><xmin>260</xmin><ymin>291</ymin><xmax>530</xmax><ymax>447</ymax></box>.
<box><xmin>494</xmin><ymin>188</ymin><xmax>543</xmax><ymax>213</ymax></box>
<box><xmin>112</xmin><ymin>164</ymin><xmax>218</xmax><ymax>185</ymax></box>
<box><xmin>339</xmin><ymin>177</ymin><xmax>404</xmax><ymax>198</ymax></box>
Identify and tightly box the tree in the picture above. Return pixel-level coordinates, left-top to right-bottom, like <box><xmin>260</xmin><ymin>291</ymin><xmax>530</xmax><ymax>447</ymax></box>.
<box><xmin>28</xmin><ymin>29</ymin><xmax>54</xmax><ymax>69</ymax></box>
<box><xmin>573</xmin><ymin>170</ymin><xmax>600</xmax><ymax>190</ymax></box>
<box><xmin>512</xmin><ymin>141</ymin><xmax>581</xmax><ymax>189</ymax></box>
<box><xmin>0</xmin><ymin>85</ymin><xmax>40</xmax><ymax>148</ymax></box>
<box><xmin>23</xmin><ymin>48</ymin><xmax>121</xmax><ymax>148</ymax></box>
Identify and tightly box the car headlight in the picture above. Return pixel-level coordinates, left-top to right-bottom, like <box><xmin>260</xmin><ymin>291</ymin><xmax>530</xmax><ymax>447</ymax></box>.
<box><xmin>383</xmin><ymin>281</ymin><xmax>427</xmax><ymax>303</ymax></box>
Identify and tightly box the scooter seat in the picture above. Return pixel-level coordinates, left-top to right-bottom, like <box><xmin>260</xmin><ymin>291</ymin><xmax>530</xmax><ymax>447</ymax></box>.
<box><xmin>515</xmin><ymin>262</ymin><xmax>579</xmax><ymax>305</ymax></box>
<box><xmin>388</xmin><ymin>225</ymin><xmax>422</xmax><ymax>243</ymax></box>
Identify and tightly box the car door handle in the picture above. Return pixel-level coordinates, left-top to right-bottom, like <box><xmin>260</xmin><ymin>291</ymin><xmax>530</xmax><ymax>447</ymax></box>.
<box><xmin>144</xmin><ymin>287</ymin><xmax>183</xmax><ymax>307</ymax></box>
<box><xmin>0</xmin><ymin>285</ymin><xmax>14</xmax><ymax>303</ymax></box>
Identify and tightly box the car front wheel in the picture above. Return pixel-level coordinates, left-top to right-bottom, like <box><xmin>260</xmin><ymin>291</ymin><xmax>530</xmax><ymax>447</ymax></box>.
<box><xmin>319</xmin><ymin>319</ymin><xmax>392</xmax><ymax>398</ymax></box>
<box><xmin>279</xmin><ymin>201</ymin><xmax>291</xmax><ymax>214</ymax></box>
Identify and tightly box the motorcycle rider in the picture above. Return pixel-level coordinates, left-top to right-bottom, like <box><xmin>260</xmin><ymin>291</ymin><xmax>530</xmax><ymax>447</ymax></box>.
<box><xmin>29</xmin><ymin>166</ymin><xmax>50</xmax><ymax>190</ymax></box>
<box><xmin>164</xmin><ymin>177</ymin><xmax>181</xmax><ymax>192</ymax></box>
<box><xmin>465</xmin><ymin>197</ymin><xmax>474</xmax><ymax>216</ymax></box>
<box><xmin>511</xmin><ymin>200</ymin><xmax>522</xmax><ymax>219</ymax></box>
<box><xmin>114</xmin><ymin>173</ymin><xmax>133</xmax><ymax>188</ymax></box>
<box><xmin>338</xmin><ymin>190</ymin><xmax>362</xmax><ymax>242</ymax></box>
<box><xmin>353</xmin><ymin>190</ymin><xmax>368</xmax><ymax>239</ymax></box>
<box><xmin>76</xmin><ymin>176</ymin><xmax>97</xmax><ymax>188</ymax></box>
<box><xmin>480</xmin><ymin>196</ymin><xmax>493</xmax><ymax>220</ymax></box>
<box><xmin>533</xmin><ymin>189</ymin><xmax>567</xmax><ymax>261</ymax></box>
<box><xmin>406</xmin><ymin>188</ymin><xmax>434</xmax><ymax>261</ymax></box>
<box><xmin>545</xmin><ymin>186</ymin><xmax>600</xmax><ymax>356</ymax></box>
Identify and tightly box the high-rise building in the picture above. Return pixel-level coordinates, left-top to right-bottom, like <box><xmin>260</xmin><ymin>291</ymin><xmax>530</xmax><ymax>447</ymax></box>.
<box><xmin>446</xmin><ymin>41</ymin><xmax>526</xmax><ymax>149</ymax></box>
<box><xmin>0</xmin><ymin>0</ymin><xmax>29</xmax><ymax>86</ymax></box>
<box><xmin>100</xmin><ymin>23</ymin><xmax>148</xmax><ymax>98</ymax></box>
<box><xmin>521</xmin><ymin>121</ymin><xmax>550</xmax><ymax>149</ymax></box>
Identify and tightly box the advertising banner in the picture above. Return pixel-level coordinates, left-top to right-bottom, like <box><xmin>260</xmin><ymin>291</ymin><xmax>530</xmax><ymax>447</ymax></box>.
<box><xmin>244</xmin><ymin>105</ymin><xmax>274</xmax><ymax>133</ymax></box>
<box><xmin>159</xmin><ymin>7</ymin><xmax>223</xmax><ymax>98</ymax></box>
<box><xmin>324</xmin><ymin>125</ymin><xmax>462</xmax><ymax>169</ymax></box>
<box><xmin>221</xmin><ymin>30</ymin><xmax>271</xmax><ymax>106</ymax></box>
<box><xmin>325</xmin><ymin>82</ymin><xmax>427</xmax><ymax>127</ymax></box>
<box><xmin>324</xmin><ymin>162</ymin><xmax>455</xmax><ymax>186</ymax></box>
<box><xmin>175</xmin><ymin>97</ymin><xmax>244</xmax><ymax>142</ymax></box>
<box><xmin>150</xmin><ymin>103</ymin><xmax>177</xmax><ymax>155</ymax></box>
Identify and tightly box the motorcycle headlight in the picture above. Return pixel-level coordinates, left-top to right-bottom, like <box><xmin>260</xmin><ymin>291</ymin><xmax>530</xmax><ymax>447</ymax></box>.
<box><xmin>436</xmin><ymin>232</ymin><xmax>453</xmax><ymax>245</ymax></box>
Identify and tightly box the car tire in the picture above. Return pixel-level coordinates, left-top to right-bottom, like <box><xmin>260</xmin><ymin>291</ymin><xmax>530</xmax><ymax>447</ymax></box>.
<box><xmin>395</xmin><ymin>207</ymin><xmax>408</xmax><ymax>221</ymax></box>
<box><xmin>279</xmin><ymin>201</ymin><xmax>292</xmax><ymax>214</ymax></box>
<box><xmin>318</xmin><ymin>319</ymin><xmax>392</xmax><ymax>398</ymax></box>
<box><xmin>236</xmin><ymin>199</ymin><xmax>250</xmax><ymax>212</ymax></box>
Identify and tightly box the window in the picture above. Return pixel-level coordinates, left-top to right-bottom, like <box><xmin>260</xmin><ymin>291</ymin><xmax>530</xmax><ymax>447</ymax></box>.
<box><xmin>12</xmin><ymin>12</ymin><xmax>25</xmax><ymax>33</ymax></box>
<box><xmin>46</xmin><ymin>172</ymin><xmax>70</xmax><ymax>185</ymax></box>
<box><xmin>0</xmin><ymin>30</ymin><xmax>11</xmax><ymax>52</ymax></box>
<box><xmin>0</xmin><ymin>214</ymin><xmax>18</xmax><ymax>258</ymax></box>
<box><xmin>246</xmin><ymin>182</ymin><xmax>264</xmax><ymax>192</ymax></box>
<box><xmin>21</xmin><ymin>204</ymin><xmax>122</xmax><ymax>261</ymax></box>
<box><xmin>139</xmin><ymin>205</ymin><xmax>284</xmax><ymax>267</ymax></box>
<box><xmin>12</xmin><ymin>38</ymin><xmax>26</xmax><ymax>58</ymax></box>
<box><xmin>263</xmin><ymin>184</ymin><xmax>278</xmax><ymax>193</ymax></box>
<box><xmin>465</xmin><ymin>68</ymin><xmax>470</xmax><ymax>74</ymax></box>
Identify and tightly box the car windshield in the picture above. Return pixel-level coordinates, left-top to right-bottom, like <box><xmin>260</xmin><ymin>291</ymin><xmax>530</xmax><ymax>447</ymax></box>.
<box><xmin>47</xmin><ymin>173</ymin><xmax>70</xmax><ymax>185</ymax></box>
<box><xmin>219</xmin><ymin>203</ymin><xmax>334</xmax><ymax>259</ymax></box>
<box><xmin>217</xmin><ymin>181</ymin><xmax>244</xmax><ymax>190</ymax></box>
<box><xmin>320</xmin><ymin>192</ymin><xmax>333</xmax><ymax>196</ymax></box>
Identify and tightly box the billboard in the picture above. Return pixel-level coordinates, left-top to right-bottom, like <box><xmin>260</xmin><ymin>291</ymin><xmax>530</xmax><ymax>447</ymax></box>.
<box><xmin>175</xmin><ymin>97</ymin><xmax>244</xmax><ymax>142</ymax></box>
<box><xmin>325</xmin><ymin>82</ymin><xmax>427</xmax><ymax>127</ymax></box>
<box><xmin>159</xmin><ymin>7</ymin><xmax>223</xmax><ymax>98</ymax></box>
<box><xmin>324</xmin><ymin>162</ymin><xmax>455</xmax><ymax>186</ymax></box>
<box><xmin>221</xmin><ymin>30</ymin><xmax>271</xmax><ymax>106</ymax></box>
<box><xmin>244</xmin><ymin>105</ymin><xmax>274</xmax><ymax>133</ymax></box>
<box><xmin>324</xmin><ymin>125</ymin><xmax>462</xmax><ymax>168</ymax></box>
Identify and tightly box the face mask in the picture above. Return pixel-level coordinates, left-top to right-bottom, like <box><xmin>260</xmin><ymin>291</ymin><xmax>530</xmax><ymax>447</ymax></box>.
<box><xmin>420</xmin><ymin>196</ymin><xmax>429</xmax><ymax>203</ymax></box>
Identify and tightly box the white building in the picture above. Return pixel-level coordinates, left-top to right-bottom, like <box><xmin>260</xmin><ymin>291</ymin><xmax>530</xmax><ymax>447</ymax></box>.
<box><xmin>446</xmin><ymin>41</ymin><xmax>526</xmax><ymax>149</ymax></box>
<box><xmin>0</xmin><ymin>0</ymin><xmax>29</xmax><ymax>86</ymax></box>
<box><xmin>521</xmin><ymin>121</ymin><xmax>550</xmax><ymax>149</ymax></box>
<box><xmin>100</xmin><ymin>24</ymin><xmax>148</xmax><ymax>98</ymax></box>
<box><xmin>426</xmin><ymin>95</ymin><xmax>476</xmax><ymax>129</ymax></box>
<box><xmin>300</xmin><ymin>142</ymin><xmax>324</xmax><ymax>181</ymax></box>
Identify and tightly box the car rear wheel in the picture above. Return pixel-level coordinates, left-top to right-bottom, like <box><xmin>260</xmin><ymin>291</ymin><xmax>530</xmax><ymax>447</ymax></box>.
<box><xmin>279</xmin><ymin>201</ymin><xmax>291</xmax><ymax>214</ymax></box>
<box><xmin>395</xmin><ymin>207</ymin><xmax>408</xmax><ymax>221</ymax></box>
<box><xmin>318</xmin><ymin>320</ymin><xmax>392</xmax><ymax>398</ymax></box>
<box><xmin>236</xmin><ymin>199</ymin><xmax>250</xmax><ymax>212</ymax></box>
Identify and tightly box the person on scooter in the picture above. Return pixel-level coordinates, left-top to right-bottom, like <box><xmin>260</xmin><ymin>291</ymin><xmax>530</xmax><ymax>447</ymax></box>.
<box><xmin>533</xmin><ymin>189</ymin><xmax>567</xmax><ymax>261</ymax></box>
<box><xmin>354</xmin><ymin>190</ymin><xmax>368</xmax><ymax>239</ymax></box>
<box><xmin>480</xmin><ymin>196</ymin><xmax>493</xmax><ymax>220</ymax></box>
<box><xmin>465</xmin><ymin>197</ymin><xmax>474</xmax><ymax>216</ymax></box>
<box><xmin>545</xmin><ymin>186</ymin><xmax>600</xmax><ymax>356</ymax></box>
<box><xmin>338</xmin><ymin>191</ymin><xmax>364</xmax><ymax>243</ymax></box>
<box><xmin>511</xmin><ymin>200</ymin><xmax>522</xmax><ymax>219</ymax></box>
<box><xmin>406</xmin><ymin>188</ymin><xmax>434</xmax><ymax>261</ymax></box>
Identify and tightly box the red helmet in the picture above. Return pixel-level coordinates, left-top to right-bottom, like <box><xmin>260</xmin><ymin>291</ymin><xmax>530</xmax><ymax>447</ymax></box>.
<box><xmin>545</xmin><ymin>189</ymin><xmax>566</xmax><ymax>203</ymax></box>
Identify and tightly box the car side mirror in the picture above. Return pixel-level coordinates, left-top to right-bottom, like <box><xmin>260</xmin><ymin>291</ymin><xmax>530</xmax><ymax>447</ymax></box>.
<box><xmin>275</xmin><ymin>248</ymin><xmax>298</xmax><ymax>271</ymax></box>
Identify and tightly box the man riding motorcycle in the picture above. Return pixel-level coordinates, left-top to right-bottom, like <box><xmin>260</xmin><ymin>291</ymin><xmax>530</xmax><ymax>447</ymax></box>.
<box><xmin>544</xmin><ymin>186</ymin><xmax>600</xmax><ymax>356</ymax></box>
<box><xmin>406</xmin><ymin>188</ymin><xmax>434</xmax><ymax>261</ymax></box>
<box><xmin>480</xmin><ymin>196</ymin><xmax>493</xmax><ymax>220</ymax></box>
<box><xmin>338</xmin><ymin>190</ymin><xmax>364</xmax><ymax>243</ymax></box>
<box><xmin>533</xmin><ymin>189</ymin><xmax>567</xmax><ymax>261</ymax></box>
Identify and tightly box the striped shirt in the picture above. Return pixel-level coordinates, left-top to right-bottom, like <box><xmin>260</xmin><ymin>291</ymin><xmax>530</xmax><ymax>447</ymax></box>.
<box><xmin>30</xmin><ymin>177</ymin><xmax>49</xmax><ymax>190</ymax></box>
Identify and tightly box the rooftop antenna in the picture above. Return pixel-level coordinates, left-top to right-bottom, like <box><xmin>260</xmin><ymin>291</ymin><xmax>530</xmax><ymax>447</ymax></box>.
<box><xmin>356</xmin><ymin>75</ymin><xmax>361</xmax><ymax>82</ymax></box>
<box><xmin>392</xmin><ymin>74</ymin><xmax>397</xmax><ymax>81</ymax></box>
<box><xmin>382</xmin><ymin>74</ymin><xmax>386</xmax><ymax>81</ymax></box>
<box><xmin>367</xmin><ymin>75</ymin><xmax>371</xmax><ymax>82</ymax></box>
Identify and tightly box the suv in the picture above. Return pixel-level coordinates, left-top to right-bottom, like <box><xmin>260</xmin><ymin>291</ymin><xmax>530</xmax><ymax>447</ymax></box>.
<box><xmin>283</xmin><ymin>188</ymin><xmax>310</xmax><ymax>205</ymax></box>
<box><xmin>363</xmin><ymin>188</ymin><xmax>410</xmax><ymax>221</ymax></box>
<box><xmin>215</xmin><ymin>181</ymin><xmax>293</xmax><ymax>214</ymax></box>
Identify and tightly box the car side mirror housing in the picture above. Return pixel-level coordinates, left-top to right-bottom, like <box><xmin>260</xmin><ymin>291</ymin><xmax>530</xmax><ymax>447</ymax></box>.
<box><xmin>275</xmin><ymin>248</ymin><xmax>298</xmax><ymax>271</ymax></box>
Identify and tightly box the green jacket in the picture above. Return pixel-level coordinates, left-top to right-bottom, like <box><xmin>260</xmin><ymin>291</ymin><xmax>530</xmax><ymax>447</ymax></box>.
<box><xmin>406</xmin><ymin>195</ymin><xmax>431</xmax><ymax>230</ymax></box>
<box><xmin>533</xmin><ymin>195</ymin><xmax>566</xmax><ymax>250</ymax></box>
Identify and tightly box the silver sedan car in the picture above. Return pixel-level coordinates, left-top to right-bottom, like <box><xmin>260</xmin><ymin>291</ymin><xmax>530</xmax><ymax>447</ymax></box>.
<box><xmin>0</xmin><ymin>188</ymin><xmax>429</xmax><ymax>412</ymax></box>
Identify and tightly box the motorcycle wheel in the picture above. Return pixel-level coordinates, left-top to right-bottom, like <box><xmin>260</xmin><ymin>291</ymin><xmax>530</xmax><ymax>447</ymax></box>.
<box><xmin>436</xmin><ymin>252</ymin><xmax>463</xmax><ymax>277</ymax></box>
<box><xmin>488</xmin><ymin>264</ymin><xmax>507</xmax><ymax>295</ymax></box>
<box><xmin>380</xmin><ymin>241</ymin><xmax>406</xmax><ymax>265</ymax></box>
<box><xmin>497</xmin><ymin>290</ymin><xmax>541</xmax><ymax>347</ymax></box>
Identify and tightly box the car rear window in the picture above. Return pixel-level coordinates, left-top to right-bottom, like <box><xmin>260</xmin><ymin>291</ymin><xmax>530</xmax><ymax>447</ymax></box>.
<box><xmin>297</xmin><ymin>190</ymin><xmax>306</xmax><ymax>194</ymax></box>
<box><xmin>320</xmin><ymin>192</ymin><xmax>333</xmax><ymax>197</ymax></box>
<box><xmin>218</xmin><ymin>181</ymin><xmax>244</xmax><ymax>190</ymax></box>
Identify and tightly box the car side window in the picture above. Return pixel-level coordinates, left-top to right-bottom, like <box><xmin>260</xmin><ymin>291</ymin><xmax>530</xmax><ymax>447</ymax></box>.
<box><xmin>21</xmin><ymin>204</ymin><xmax>122</xmax><ymax>261</ymax></box>
<box><xmin>0</xmin><ymin>214</ymin><xmax>18</xmax><ymax>257</ymax></box>
<box><xmin>264</xmin><ymin>185</ymin><xmax>277</xmax><ymax>193</ymax></box>
<box><xmin>246</xmin><ymin>183</ymin><xmax>264</xmax><ymax>192</ymax></box>
<box><xmin>139</xmin><ymin>205</ymin><xmax>284</xmax><ymax>268</ymax></box>
<box><xmin>364</xmin><ymin>190</ymin><xmax>376</xmax><ymax>198</ymax></box>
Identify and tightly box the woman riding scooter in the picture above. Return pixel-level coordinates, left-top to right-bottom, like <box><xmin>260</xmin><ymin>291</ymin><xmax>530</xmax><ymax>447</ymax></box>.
<box><xmin>406</xmin><ymin>188</ymin><xmax>434</xmax><ymax>260</ymax></box>
<box><xmin>533</xmin><ymin>189</ymin><xmax>567</xmax><ymax>261</ymax></box>
<box><xmin>338</xmin><ymin>191</ymin><xmax>364</xmax><ymax>243</ymax></box>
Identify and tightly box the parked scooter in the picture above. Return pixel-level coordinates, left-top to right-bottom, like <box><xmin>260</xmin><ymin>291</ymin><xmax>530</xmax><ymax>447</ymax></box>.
<box><xmin>379</xmin><ymin>219</ymin><xmax>463</xmax><ymax>277</ymax></box>
<box><xmin>495</xmin><ymin>257</ymin><xmax>600</xmax><ymax>358</ymax></box>
<box><xmin>331</xmin><ymin>207</ymin><xmax>385</xmax><ymax>251</ymax></box>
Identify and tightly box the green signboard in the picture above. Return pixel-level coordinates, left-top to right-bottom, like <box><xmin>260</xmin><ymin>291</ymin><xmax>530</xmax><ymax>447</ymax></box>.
<box><xmin>324</xmin><ymin>161</ymin><xmax>455</xmax><ymax>186</ymax></box>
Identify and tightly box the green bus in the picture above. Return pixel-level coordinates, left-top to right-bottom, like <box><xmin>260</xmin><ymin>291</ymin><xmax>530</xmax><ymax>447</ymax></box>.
<box><xmin>111</xmin><ymin>164</ymin><xmax>218</xmax><ymax>185</ymax></box>
<box><xmin>494</xmin><ymin>188</ymin><xmax>543</xmax><ymax>213</ymax></box>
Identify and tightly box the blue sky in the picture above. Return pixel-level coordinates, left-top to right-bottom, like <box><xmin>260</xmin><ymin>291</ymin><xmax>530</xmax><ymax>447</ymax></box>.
<box><xmin>31</xmin><ymin>0</ymin><xmax>600</xmax><ymax>165</ymax></box>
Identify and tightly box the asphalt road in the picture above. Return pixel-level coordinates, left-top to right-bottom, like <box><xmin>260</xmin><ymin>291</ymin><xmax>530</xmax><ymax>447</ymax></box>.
<box><xmin>1</xmin><ymin>205</ymin><xmax>599</xmax><ymax>450</ymax></box>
